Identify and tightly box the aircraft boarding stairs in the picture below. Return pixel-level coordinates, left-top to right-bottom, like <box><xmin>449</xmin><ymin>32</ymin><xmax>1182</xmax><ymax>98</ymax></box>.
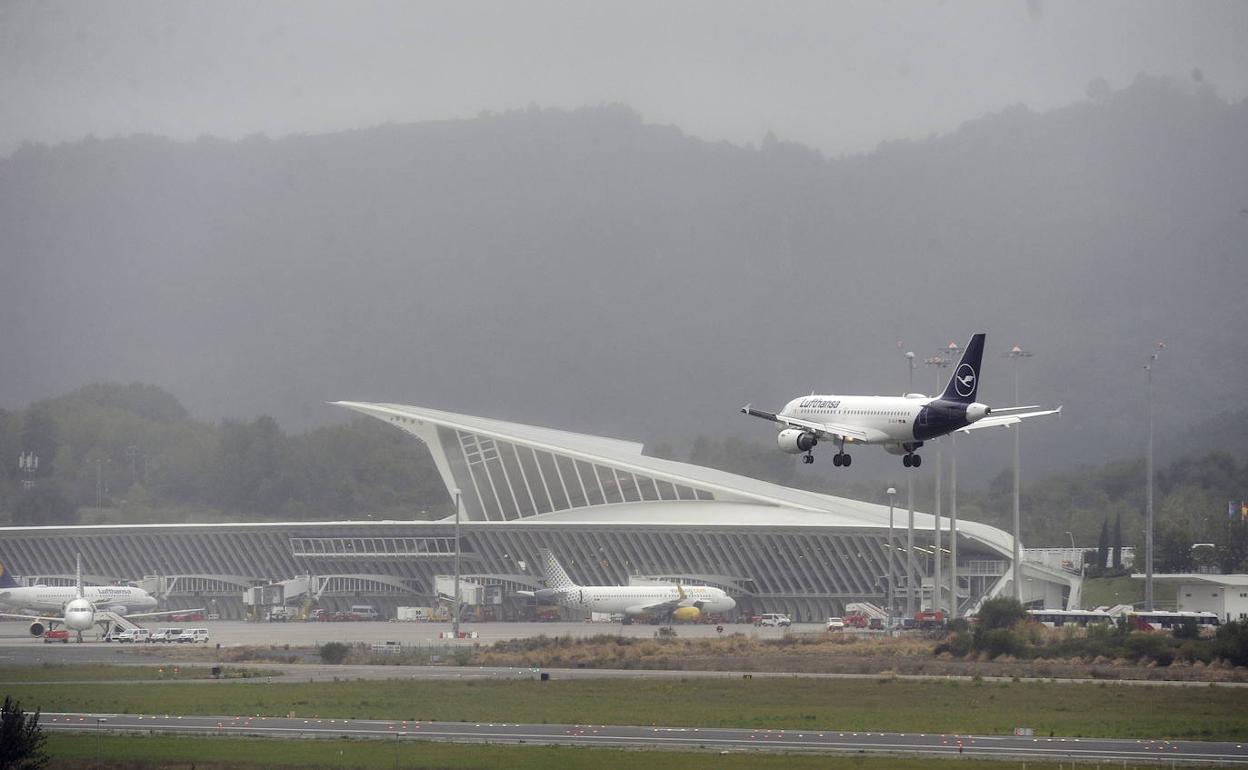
<box><xmin>98</xmin><ymin>611</ymin><xmax>141</xmax><ymax>640</ymax></box>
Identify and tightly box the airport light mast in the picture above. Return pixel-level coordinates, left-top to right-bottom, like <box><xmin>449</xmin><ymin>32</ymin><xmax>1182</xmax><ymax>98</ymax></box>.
<box><xmin>452</xmin><ymin>488</ymin><xmax>462</xmax><ymax>638</ymax></box>
<box><xmin>925</xmin><ymin>343</ymin><xmax>958</xmax><ymax>612</ymax></box>
<box><xmin>886</xmin><ymin>486</ymin><xmax>897</xmax><ymax>634</ymax></box>
<box><xmin>1004</xmin><ymin>345</ymin><xmax>1033</xmax><ymax>601</ymax></box>
<box><xmin>901</xmin><ymin>346</ymin><xmax>917</xmax><ymax>617</ymax></box>
<box><xmin>1144</xmin><ymin>342</ymin><xmax>1164</xmax><ymax>611</ymax></box>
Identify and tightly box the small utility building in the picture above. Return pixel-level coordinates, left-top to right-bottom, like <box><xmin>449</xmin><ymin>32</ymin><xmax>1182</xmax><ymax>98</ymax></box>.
<box><xmin>1142</xmin><ymin>574</ymin><xmax>1248</xmax><ymax>623</ymax></box>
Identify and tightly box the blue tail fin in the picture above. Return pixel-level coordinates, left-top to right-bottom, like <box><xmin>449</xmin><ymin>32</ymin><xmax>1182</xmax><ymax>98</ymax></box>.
<box><xmin>0</xmin><ymin>560</ymin><xmax>19</xmax><ymax>589</ymax></box>
<box><xmin>939</xmin><ymin>333</ymin><xmax>986</xmax><ymax>403</ymax></box>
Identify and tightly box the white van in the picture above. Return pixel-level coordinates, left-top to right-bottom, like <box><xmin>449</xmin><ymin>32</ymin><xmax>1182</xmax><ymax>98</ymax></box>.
<box><xmin>116</xmin><ymin>628</ymin><xmax>151</xmax><ymax>643</ymax></box>
<box><xmin>349</xmin><ymin>605</ymin><xmax>381</xmax><ymax>621</ymax></box>
<box><xmin>176</xmin><ymin>628</ymin><xmax>210</xmax><ymax>643</ymax></box>
<box><xmin>757</xmin><ymin>613</ymin><xmax>792</xmax><ymax>627</ymax></box>
<box><xmin>150</xmin><ymin>627</ymin><xmax>183</xmax><ymax>642</ymax></box>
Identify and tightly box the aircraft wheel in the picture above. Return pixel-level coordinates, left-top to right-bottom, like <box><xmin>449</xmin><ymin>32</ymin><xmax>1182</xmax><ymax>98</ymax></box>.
<box><xmin>913</xmin><ymin>454</ymin><xmax>922</xmax><ymax>467</ymax></box>
<box><xmin>832</xmin><ymin>454</ymin><xmax>842</xmax><ymax>467</ymax></box>
<box><xmin>903</xmin><ymin>455</ymin><xmax>912</xmax><ymax>467</ymax></box>
<box><xmin>843</xmin><ymin>454</ymin><xmax>852</xmax><ymax>467</ymax></box>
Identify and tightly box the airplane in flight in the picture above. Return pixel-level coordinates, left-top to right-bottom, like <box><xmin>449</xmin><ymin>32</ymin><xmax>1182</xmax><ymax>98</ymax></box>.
<box><xmin>742</xmin><ymin>333</ymin><xmax>1060</xmax><ymax>468</ymax></box>
<box><xmin>519</xmin><ymin>548</ymin><xmax>736</xmax><ymax>623</ymax></box>
<box><xmin>0</xmin><ymin>555</ymin><xmax>194</xmax><ymax>642</ymax></box>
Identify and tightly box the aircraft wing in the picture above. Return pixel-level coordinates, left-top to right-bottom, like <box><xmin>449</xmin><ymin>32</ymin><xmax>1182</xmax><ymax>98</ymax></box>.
<box><xmin>626</xmin><ymin>597</ymin><xmax>688</xmax><ymax>616</ymax></box>
<box><xmin>125</xmin><ymin>607</ymin><xmax>206</xmax><ymax>620</ymax></box>
<box><xmin>958</xmin><ymin>406</ymin><xmax>1063</xmax><ymax>433</ymax></box>
<box><xmin>0</xmin><ymin>611</ymin><xmax>55</xmax><ymax>623</ymax></box>
<box><xmin>742</xmin><ymin>405</ymin><xmax>878</xmax><ymax>442</ymax></box>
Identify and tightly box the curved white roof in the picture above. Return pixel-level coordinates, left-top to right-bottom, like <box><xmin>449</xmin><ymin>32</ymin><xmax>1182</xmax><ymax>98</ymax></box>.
<box><xmin>334</xmin><ymin>401</ymin><xmax>1014</xmax><ymax>558</ymax></box>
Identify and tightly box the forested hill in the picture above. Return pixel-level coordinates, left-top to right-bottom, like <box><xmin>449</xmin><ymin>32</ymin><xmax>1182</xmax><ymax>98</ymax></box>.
<box><xmin>2</xmin><ymin>76</ymin><xmax>1246</xmax><ymax>485</ymax></box>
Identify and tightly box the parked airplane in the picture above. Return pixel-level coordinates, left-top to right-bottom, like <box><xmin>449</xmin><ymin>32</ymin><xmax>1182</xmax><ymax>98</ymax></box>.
<box><xmin>742</xmin><ymin>333</ymin><xmax>1060</xmax><ymax>468</ymax></box>
<box><xmin>519</xmin><ymin>548</ymin><xmax>736</xmax><ymax>622</ymax></box>
<box><xmin>0</xmin><ymin>555</ymin><xmax>193</xmax><ymax>642</ymax></box>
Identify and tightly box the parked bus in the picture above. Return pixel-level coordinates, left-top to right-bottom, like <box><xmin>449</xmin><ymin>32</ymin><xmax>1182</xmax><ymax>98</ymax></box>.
<box><xmin>1126</xmin><ymin>611</ymin><xmax>1220</xmax><ymax>632</ymax></box>
<box><xmin>1026</xmin><ymin>609</ymin><xmax>1114</xmax><ymax>628</ymax></box>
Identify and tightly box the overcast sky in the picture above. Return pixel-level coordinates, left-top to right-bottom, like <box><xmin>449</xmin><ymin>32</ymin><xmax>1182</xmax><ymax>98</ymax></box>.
<box><xmin>2</xmin><ymin>0</ymin><xmax>1246</xmax><ymax>158</ymax></box>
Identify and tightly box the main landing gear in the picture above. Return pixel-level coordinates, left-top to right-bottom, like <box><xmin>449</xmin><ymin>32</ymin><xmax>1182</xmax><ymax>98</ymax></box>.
<box><xmin>803</xmin><ymin>453</ymin><xmax>814</xmax><ymax>464</ymax></box>
<box><xmin>831</xmin><ymin>452</ymin><xmax>852</xmax><ymax>467</ymax></box>
<box><xmin>903</xmin><ymin>453</ymin><xmax>923</xmax><ymax>468</ymax></box>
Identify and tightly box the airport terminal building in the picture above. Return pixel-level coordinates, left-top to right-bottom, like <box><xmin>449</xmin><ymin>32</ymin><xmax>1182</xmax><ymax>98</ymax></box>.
<box><xmin>0</xmin><ymin>403</ymin><xmax>1073</xmax><ymax>622</ymax></box>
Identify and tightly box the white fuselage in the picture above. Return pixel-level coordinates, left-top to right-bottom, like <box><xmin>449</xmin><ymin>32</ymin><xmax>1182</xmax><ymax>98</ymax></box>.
<box><xmin>560</xmin><ymin>585</ymin><xmax>735</xmax><ymax>616</ymax></box>
<box><xmin>0</xmin><ymin>585</ymin><xmax>157</xmax><ymax>616</ymax></box>
<box><xmin>780</xmin><ymin>394</ymin><xmax>930</xmax><ymax>445</ymax></box>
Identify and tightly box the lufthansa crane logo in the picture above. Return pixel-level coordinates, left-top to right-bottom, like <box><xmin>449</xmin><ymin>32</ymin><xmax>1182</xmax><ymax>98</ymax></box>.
<box><xmin>954</xmin><ymin>363</ymin><xmax>977</xmax><ymax>397</ymax></box>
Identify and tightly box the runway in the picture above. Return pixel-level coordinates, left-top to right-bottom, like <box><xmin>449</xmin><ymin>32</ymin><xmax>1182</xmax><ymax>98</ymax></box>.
<box><xmin>44</xmin><ymin>711</ymin><xmax>1248</xmax><ymax>764</ymax></box>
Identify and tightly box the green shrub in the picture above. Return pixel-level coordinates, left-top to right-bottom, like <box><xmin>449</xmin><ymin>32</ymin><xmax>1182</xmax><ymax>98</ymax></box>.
<box><xmin>1213</xmin><ymin>621</ymin><xmax>1248</xmax><ymax>666</ymax></box>
<box><xmin>976</xmin><ymin>628</ymin><xmax>1024</xmax><ymax>659</ymax></box>
<box><xmin>976</xmin><ymin>597</ymin><xmax>1026</xmax><ymax>630</ymax></box>
<box><xmin>319</xmin><ymin>642</ymin><xmax>350</xmax><ymax>664</ymax></box>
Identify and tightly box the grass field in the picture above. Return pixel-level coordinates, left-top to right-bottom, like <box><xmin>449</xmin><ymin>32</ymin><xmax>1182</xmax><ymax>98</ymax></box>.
<box><xmin>10</xmin><ymin>676</ymin><xmax>1248</xmax><ymax>741</ymax></box>
<box><xmin>41</xmin><ymin>734</ymin><xmax>1093</xmax><ymax>770</ymax></box>
<box><xmin>0</xmin><ymin>663</ymin><xmax>268</xmax><ymax>682</ymax></box>
<box><xmin>1081</xmin><ymin>576</ymin><xmax>1176</xmax><ymax>609</ymax></box>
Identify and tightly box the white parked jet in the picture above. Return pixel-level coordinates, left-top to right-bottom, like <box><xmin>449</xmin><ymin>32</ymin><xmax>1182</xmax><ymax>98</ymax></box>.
<box><xmin>743</xmin><ymin>333</ymin><xmax>1060</xmax><ymax>468</ymax></box>
<box><xmin>520</xmin><ymin>548</ymin><xmax>736</xmax><ymax>622</ymax></box>
<box><xmin>0</xmin><ymin>555</ymin><xmax>194</xmax><ymax>642</ymax></box>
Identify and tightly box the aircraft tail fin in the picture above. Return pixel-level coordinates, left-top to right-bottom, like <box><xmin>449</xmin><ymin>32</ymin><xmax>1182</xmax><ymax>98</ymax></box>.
<box><xmin>940</xmin><ymin>333</ymin><xmax>986</xmax><ymax>404</ymax></box>
<box><xmin>0</xmin><ymin>559</ymin><xmax>19</xmax><ymax>589</ymax></box>
<box><xmin>537</xmin><ymin>548</ymin><xmax>579</xmax><ymax>592</ymax></box>
<box><xmin>75</xmin><ymin>553</ymin><xmax>84</xmax><ymax>599</ymax></box>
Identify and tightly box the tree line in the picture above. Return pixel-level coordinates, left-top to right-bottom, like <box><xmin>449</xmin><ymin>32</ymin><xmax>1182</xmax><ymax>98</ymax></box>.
<box><xmin>0</xmin><ymin>383</ymin><xmax>447</xmax><ymax>525</ymax></box>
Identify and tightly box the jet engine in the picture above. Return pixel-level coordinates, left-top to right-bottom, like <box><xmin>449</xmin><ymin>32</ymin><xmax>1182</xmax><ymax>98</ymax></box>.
<box><xmin>29</xmin><ymin>621</ymin><xmax>45</xmax><ymax>637</ymax></box>
<box><xmin>671</xmin><ymin>606</ymin><xmax>701</xmax><ymax>622</ymax></box>
<box><xmin>777</xmin><ymin>429</ymin><xmax>818</xmax><ymax>454</ymax></box>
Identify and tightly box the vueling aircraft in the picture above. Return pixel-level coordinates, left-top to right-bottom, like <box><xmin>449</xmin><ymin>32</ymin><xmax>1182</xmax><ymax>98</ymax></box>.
<box><xmin>520</xmin><ymin>548</ymin><xmax>735</xmax><ymax>622</ymax></box>
<box><xmin>742</xmin><ymin>333</ymin><xmax>1060</xmax><ymax>468</ymax></box>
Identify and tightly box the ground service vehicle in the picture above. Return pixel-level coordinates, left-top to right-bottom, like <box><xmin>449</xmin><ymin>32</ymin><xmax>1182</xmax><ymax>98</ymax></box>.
<box><xmin>758</xmin><ymin>613</ymin><xmax>791</xmax><ymax>627</ymax></box>
<box><xmin>348</xmin><ymin>605</ymin><xmax>381</xmax><ymax>620</ymax></box>
<box><xmin>150</xmin><ymin>627</ymin><xmax>183</xmax><ymax>642</ymax></box>
<box><xmin>115</xmin><ymin>628</ymin><xmax>151</xmax><ymax>643</ymax></box>
<box><xmin>1127</xmin><ymin>611</ymin><xmax>1220</xmax><ymax>632</ymax></box>
<box><xmin>826</xmin><ymin>616</ymin><xmax>846</xmax><ymax>631</ymax></box>
<box><xmin>1026</xmin><ymin>609</ymin><xmax>1114</xmax><ymax>627</ymax></box>
<box><xmin>43</xmin><ymin>629</ymin><xmax>69</xmax><ymax>643</ymax></box>
<box><xmin>176</xmin><ymin>628</ymin><xmax>210</xmax><ymax>643</ymax></box>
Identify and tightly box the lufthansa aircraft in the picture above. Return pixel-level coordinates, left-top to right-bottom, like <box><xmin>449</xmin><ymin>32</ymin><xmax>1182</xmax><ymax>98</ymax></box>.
<box><xmin>742</xmin><ymin>333</ymin><xmax>1060</xmax><ymax>468</ymax></box>
<box><xmin>519</xmin><ymin>548</ymin><xmax>736</xmax><ymax>622</ymax></box>
<box><xmin>0</xmin><ymin>555</ymin><xmax>195</xmax><ymax>642</ymax></box>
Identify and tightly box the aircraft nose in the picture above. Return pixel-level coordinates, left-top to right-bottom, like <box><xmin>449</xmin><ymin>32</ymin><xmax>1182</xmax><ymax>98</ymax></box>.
<box><xmin>724</xmin><ymin>596</ymin><xmax>737</xmax><ymax>610</ymax></box>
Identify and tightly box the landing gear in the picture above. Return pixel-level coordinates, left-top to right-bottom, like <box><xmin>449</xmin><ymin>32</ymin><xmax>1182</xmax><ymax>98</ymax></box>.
<box><xmin>903</xmin><ymin>453</ymin><xmax>922</xmax><ymax>468</ymax></box>
<box><xmin>803</xmin><ymin>453</ymin><xmax>814</xmax><ymax>464</ymax></box>
<box><xmin>831</xmin><ymin>437</ymin><xmax>852</xmax><ymax>467</ymax></box>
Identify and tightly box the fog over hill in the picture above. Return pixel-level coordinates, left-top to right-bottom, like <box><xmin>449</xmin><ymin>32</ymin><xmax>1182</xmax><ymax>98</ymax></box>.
<box><xmin>2</xmin><ymin>76</ymin><xmax>1245</xmax><ymax>487</ymax></box>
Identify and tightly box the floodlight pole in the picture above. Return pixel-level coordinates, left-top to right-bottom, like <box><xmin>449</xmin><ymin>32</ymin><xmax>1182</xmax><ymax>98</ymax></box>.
<box><xmin>887</xmin><ymin>487</ymin><xmax>897</xmax><ymax>634</ymax></box>
<box><xmin>949</xmin><ymin>432</ymin><xmax>958</xmax><ymax>619</ymax></box>
<box><xmin>925</xmin><ymin>344</ymin><xmax>957</xmax><ymax>613</ymax></box>
<box><xmin>453</xmin><ymin>488</ymin><xmax>462</xmax><ymax>638</ymax></box>
<box><xmin>1145</xmin><ymin>343</ymin><xmax>1163</xmax><ymax>611</ymax></box>
<box><xmin>902</xmin><ymin>348</ymin><xmax>916</xmax><ymax>619</ymax></box>
<box><xmin>1005</xmin><ymin>345</ymin><xmax>1033</xmax><ymax>602</ymax></box>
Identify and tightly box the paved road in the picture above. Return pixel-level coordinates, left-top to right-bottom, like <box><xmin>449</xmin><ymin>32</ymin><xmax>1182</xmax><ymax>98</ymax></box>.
<box><xmin>44</xmin><ymin>712</ymin><xmax>1248</xmax><ymax>764</ymax></box>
